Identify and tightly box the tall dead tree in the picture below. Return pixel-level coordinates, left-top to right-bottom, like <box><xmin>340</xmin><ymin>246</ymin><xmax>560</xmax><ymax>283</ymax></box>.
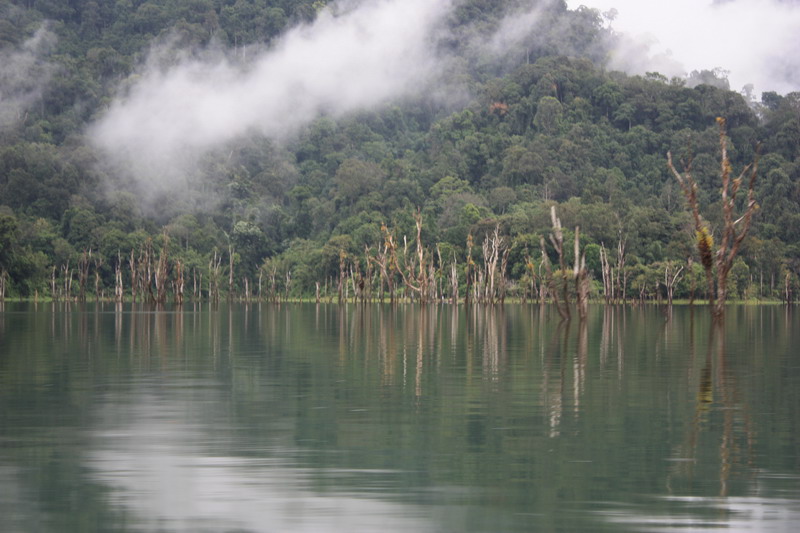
<box><xmin>549</xmin><ymin>206</ymin><xmax>570</xmax><ymax>320</ymax></box>
<box><xmin>115</xmin><ymin>251</ymin><xmax>124</xmax><ymax>302</ymax></box>
<box><xmin>667</xmin><ymin>117</ymin><xmax>759</xmax><ymax>318</ymax></box>
<box><xmin>663</xmin><ymin>261</ymin><xmax>684</xmax><ymax>307</ymax></box>
<box><xmin>573</xmin><ymin>227</ymin><xmax>589</xmax><ymax>320</ymax></box>
<box><xmin>77</xmin><ymin>250</ymin><xmax>91</xmax><ymax>301</ymax></box>
<box><xmin>599</xmin><ymin>244</ymin><xmax>612</xmax><ymax>303</ymax></box>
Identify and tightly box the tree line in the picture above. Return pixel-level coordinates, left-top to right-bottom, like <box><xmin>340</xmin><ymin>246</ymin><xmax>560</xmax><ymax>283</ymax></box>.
<box><xmin>1</xmin><ymin>0</ymin><xmax>799</xmax><ymax>306</ymax></box>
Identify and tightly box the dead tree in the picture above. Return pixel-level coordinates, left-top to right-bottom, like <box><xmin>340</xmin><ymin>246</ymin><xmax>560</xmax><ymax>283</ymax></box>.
<box><xmin>338</xmin><ymin>249</ymin><xmax>347</xmax><ymax>304</ymax></box>
<box><xmin>465</xmin><ymin>233</ymin><xmax>475</xmax><ymax>306</ymax></box>
<box><xmin>93</xmin><ymin>254</ymin><xmax>104</xmax><ymax>301</ymax></box>
<box><xmin>390</xmin><ymin>211</ymin><xmax>430</xmax><ymax>303</ymax></box>
<box><xmin>599</xmin><ymin>243</ymin><xmax>612</xmax><ymax>303</ymax></box>
<box><xmin>209</xmin><ymin>248</ymin><xmax>223</xmax><ymax>303</ymax></box>
<box><xmin>154</xmin><ymin>234</ymin><xmax>169</xmax><ymax>304</ymax></box>
<box><xmin>573</xmin><ymin>227</ymin><xmax>589</xmax><ymax>320</ymax></box>
<box><xmin>174</xmin><ymin>260</ymin><xmax>185</xmax><ymax>305</ymax></box>
<box><xmin>77</xmin><ymin>250</ymin><xmax>91</xmax><ymax>302</ymax></box>
<box><xmin>0</xmin><ymin>269</ymin><xmax>7</xmax><ymax>301</ymax></box>
<box><xmin>668</xmin><ymin>117</ymin><xmax>759</xmax><ymax>318</ymax></box>
<box><xmin>228</xmin><ymin>245</ymin><xmax>235</xmax><ymax>300</ymax></box>
<box><xmin>128</xmin><ymin>250</ymin><xmax>137</xmax><ymax>302</ymax></box>
<box><xmin>51</xmin><ymin>266</ymin><xmax>58</xmax><ymax>301</ymax></box>
<box><xmin>616</xmin><ymin>235</ymin><xmax>627</xmax><ymax>303</ymax></box>
<box><xmin>449</xmin><ymin>255</ymin><xmax>459</xmax><ymax>303</ymax></box>
<box><xmin>115</xmin><ymin>252</ymin><xmax>124</xmax><ymax>302</ymax></box>
<box><xmin>523</xmin><ymin>253</ymin><xmax>538</xmax><ymax>303</ymax></box>
<box><xmin>371</xmin><ymin>225</ymin><xmax>397</xmax><ymax>303</ymax></box>
<box><xmin>549</xmin><ymin>206</ymin><xmax>570</xmax><ymax>320</ymax></box>
<box><xmin>663</xmin><ymin>261</ymin><xmax>684</xmax><ymax>307</ymax></box>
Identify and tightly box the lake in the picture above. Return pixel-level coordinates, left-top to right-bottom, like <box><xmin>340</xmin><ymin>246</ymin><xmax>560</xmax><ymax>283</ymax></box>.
<box><xmin>1</xmin><ymin>302</ymin><xmax>799</xmax><ymax>532</ymax></box>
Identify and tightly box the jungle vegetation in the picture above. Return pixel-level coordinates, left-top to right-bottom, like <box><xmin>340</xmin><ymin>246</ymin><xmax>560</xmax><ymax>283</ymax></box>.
<box><xmin>1</xmin><ymin>0</ymin><xmax>799</xmax><ymax>306</ymax></box>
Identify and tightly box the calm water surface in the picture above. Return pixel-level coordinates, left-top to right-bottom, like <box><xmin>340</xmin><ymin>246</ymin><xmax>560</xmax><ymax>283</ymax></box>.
<box><xmin>1</xmin><ymin>302</ymin><xmax>799</xmax><ymax>532</ymax></box>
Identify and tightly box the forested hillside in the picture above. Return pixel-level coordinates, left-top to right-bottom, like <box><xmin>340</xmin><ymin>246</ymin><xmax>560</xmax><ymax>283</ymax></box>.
<box><xmin>1</xmin><ymin>0</ymin><xmax>799</xmax><ymax>302</ymax></box>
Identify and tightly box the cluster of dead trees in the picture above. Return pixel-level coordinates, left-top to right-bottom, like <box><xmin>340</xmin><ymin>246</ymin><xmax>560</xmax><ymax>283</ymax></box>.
<box><xmin>32</xmin><ymin>118</ymin><xmax>761</xmax><ymax>320</ymax></box>
<box><xmin>50</xmin><ymin>234</ymin><xmax>186</xmax><ymax>304</ymax></box>
<box><xmin>318</xmin><ymin>208</ymin><xmax>601</xmax><ymax>322</ymax></box>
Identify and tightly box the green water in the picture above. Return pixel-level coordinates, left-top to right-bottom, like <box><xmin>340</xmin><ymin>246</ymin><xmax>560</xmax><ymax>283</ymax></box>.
<box><xmin>1</xmin><ymin>302</ymin><xmax>799</xmax><ymax>532</ymax></box>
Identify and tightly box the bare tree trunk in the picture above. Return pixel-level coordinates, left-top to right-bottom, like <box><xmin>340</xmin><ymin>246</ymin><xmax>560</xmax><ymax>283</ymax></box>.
<box><xmin>78</xmin><ymin>250</ymin><xmax>91</xmax><ymax>302</ymax></box>
<box><xmin>549</xmin><ymin>206</ymin><xmax>570</xmax><ymax>320</ymax></box>
<box><xmin>574</xmin><ymin>227</ymin><xmax>589</xmax><ymax>320</ymax></box>
<box><xmin>668</xmin><ymin>117</ymin><xmax>759</xmax><ymax>319</ymax></box>
<box><xmin>228</xmin><ymin>245</ymin><xmax>235</xmax><ymax>300</ymax></box>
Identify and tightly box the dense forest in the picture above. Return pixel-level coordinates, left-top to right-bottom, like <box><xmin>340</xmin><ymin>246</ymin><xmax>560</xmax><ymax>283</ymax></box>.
<box><xmin>1</xmin><ymin>0</ymin><xmax>799</xmax><ymax>303</ymax></box>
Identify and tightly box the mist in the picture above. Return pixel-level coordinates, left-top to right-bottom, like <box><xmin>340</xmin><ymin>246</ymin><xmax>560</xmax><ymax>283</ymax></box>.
<box><xmin>566</xmin><ymin>0</ymin><xmax>800</xmax><ymax>96</ymax></box>
<box><xmin>0</xmin><ymin>25</ymin><xmax>57</xmax><ymax>130</ymax></box>
<box><xmin>90</xmin><ymin>0</ymin><xmax>456</xmax><ymax>191</ymax></box>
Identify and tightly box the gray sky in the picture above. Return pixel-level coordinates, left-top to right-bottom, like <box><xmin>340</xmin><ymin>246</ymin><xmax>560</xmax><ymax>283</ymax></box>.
<box><xmin>566</xmin><ymin>0</ymin><xmax>800</xmax><ymax>96</ymax></box>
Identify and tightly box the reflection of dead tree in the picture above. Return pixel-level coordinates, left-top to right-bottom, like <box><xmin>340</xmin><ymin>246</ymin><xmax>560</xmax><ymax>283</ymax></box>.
<box><xmin>671</xmin><ymin>321</ymin><xmax>756</xmax><ymax>497</ymax></box>
<box><xmin>668</xmin><ymin>117</ymin><xmax>759</xmax><ymax>319</ymax></box>
<box><xmin>542</xmin><ymin>320</ymin><xmax>569</xmax><ymax>437</ymax></box>
<box><xmin>574</xmin><ymin>318</ymin><xmax>588</xmax><ymax>415</ymax></box>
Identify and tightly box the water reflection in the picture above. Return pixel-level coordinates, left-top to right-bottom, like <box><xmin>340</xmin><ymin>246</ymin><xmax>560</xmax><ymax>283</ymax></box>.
<box><xmin>600</xmin><ymin>493</ymin><xmax>800</xmax><ymax>532</ymax></box>
<box><xmin>89</xmin><ymin>386</ymin><xmax>436</xmax><ymax>533</ymax></box>
<box><xmin>1</xmin><ymin>303</ymin><xmax>799</xmax><ymax>532</ymax></box>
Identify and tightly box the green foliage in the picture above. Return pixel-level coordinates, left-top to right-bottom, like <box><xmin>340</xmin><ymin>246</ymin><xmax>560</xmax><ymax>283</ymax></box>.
<box><xmin>0</xmin><ymin>0</ymin><xmax>797</xmax><ymax>300</ymax></box>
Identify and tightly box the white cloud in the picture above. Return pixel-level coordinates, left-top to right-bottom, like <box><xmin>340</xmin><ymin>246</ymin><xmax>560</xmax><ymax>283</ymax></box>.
<box><xmin>0</xmin><ymin>25</ymin><xmax>57</xmax><ymax>129</ymax></box>
<box><xmin>566</xmin><ymin>0</ymin><xmax>800</xmax><ymax>95</ymax></box>
<box><xmin>90</xmin><ymin>0</ymin><xmax>453</xmax><ymax>188</ymax></box>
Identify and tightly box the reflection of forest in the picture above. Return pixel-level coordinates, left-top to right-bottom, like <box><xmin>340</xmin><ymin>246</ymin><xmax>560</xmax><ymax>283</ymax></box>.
<box><xmin>1</xmin><ymin>303</ymin><xmax>799</xmax><ymax>531</ymax></box>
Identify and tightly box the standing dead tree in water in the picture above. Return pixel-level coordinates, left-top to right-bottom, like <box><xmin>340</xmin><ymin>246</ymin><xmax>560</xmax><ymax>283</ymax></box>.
<box><xmin>548</xmin><ymin>206</ymin><xmax>570</xmax><ymax>320</ymax></box>
<box><xmin>208</xmin><ymin>248</ymin><xmax>223</xmax><ymax>303</ymax></box>
<box><xmin>77</xmin><ymin>249</ymin><xmax>91</xmax><ymax>301</ymax></box>
<box><xmin>668</xmin><ymin>117</ymin><xmax>759</xmax><ymax>319</ymax></box>
<box><xmin>573</xmin><ymin>227</ymin><xmax>589</xmax><ymax>320</ymax></box>
<box><xmin>371</xmin><ymin>225</ymin><xmax>398</xmax><ymax>303</ymax></box>
<box><xmin>115</xmin><ymin>252</ymin><xmax>124</xmax><ymax>302</ymax></box>
<box><xmin>599</xmin><ymin>244</ymin><xmax>612</xmax><ymax>303</ymax></box>
<box><xmin>153</xmin><ymin>234</ymin><xmax>170</xmax><ymax>304</ymax></box>
<box><xmin>93</xmin><ymin>254</ymin><xmax>104</xmax><ymax>301</ymax></box>
<box><xmin>663</xmin><ymin>261</ymin><xmax>684</xmax><ymax>307</ymax></box>
<box><xmin>480</xmin><ymin>226</ymin><xmax>507</xmax><ymax>304</ymax></box>
<box><xmin>465</xmin><ymin>233</ymin><xmax>475</xmax><ymax>305</ymax></box>
<box><xmin>391</xmin><ymin>211</ymin><xmax>431</xmax><ymax>303</ymax></box>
